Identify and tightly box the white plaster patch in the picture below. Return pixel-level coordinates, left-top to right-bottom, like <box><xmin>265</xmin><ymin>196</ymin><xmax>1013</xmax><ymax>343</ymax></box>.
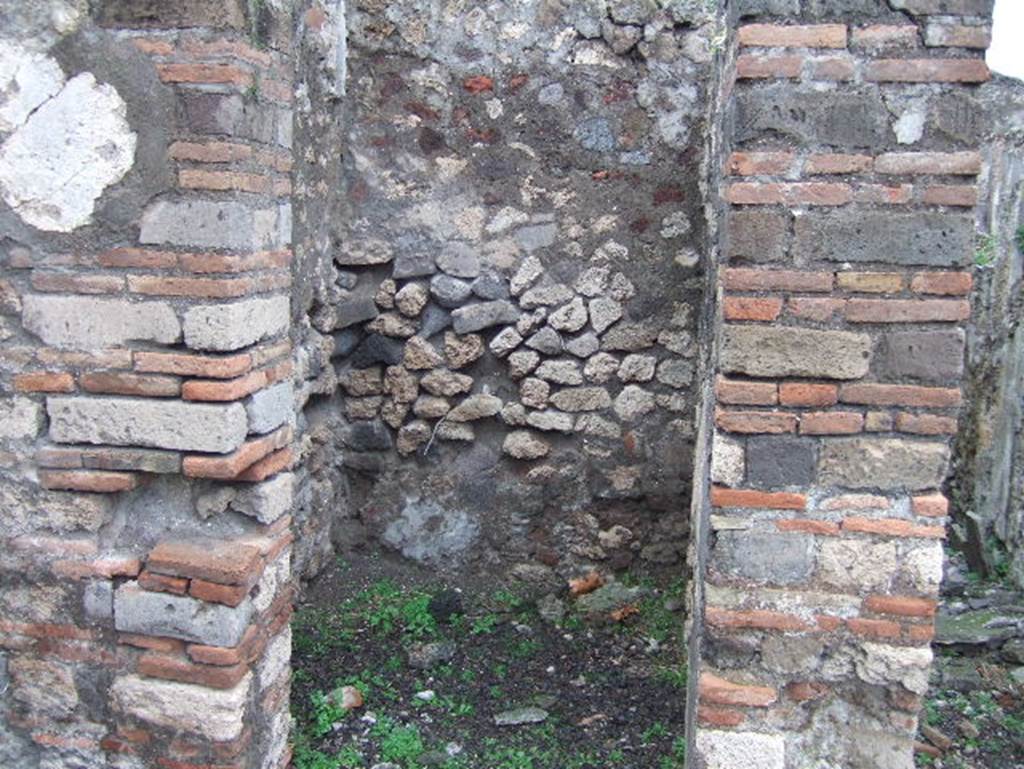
<box><xmin>0</xmin><ymin>44</ymin><xmax>65</xmax><ymax>133</ymax></box>
<box><xmin>0</xmin><ymin>71</ymin><xmax>136</xmax><ymax>231</ymax></box>
<box><xmin>894</xmin><ymin>104</ymin><xmax>926</xmax><ymax>145</ymax></box>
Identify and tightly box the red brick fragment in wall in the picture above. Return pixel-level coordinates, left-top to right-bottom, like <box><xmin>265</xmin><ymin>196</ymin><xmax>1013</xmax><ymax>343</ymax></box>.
<box><xmin>135</xmin><ymin>351</ymin><xmax>253</xmax><ymax>379</ymax></box>
<box><xmin>863</xmin><ymin>595</ymin><xmax>937</xmax><ymax>618</ymax></box>
<box><xmin>779</xmin><ymin>383</ymin><xmax>837</xmax><ymax>407</ymax></box>
<box><xmin>137</xmin><ymin>653</ymin><xmax>249</xmax><ymax>689</ymax></box>
<box><xmin>13</xmin><ymin>372</ymin><xmax>75</xmax><ymax>393</ymax></box>
<box><xmin>912</xmin><ymin>494</ymin><xmax>949</xmax><ymax>518</ymax></box>
<box><xmin>39</xmin><ymin>470</ymin><xmax>139</xmax><ymax>493</ymax></box>
<box><xmin>716</xmin><ymin>409</ymin><xmax>797</xmax><ymax>434</ymax></box>
<box><xmin>715</xmin><ymin>378</ymin><xmax>778</xmax><ymax>406</ymax></box>
<box><xmin>738</xmin><ymin>24</ymin><xmax>847</xmax><ymax>49</ymax></box>
<box><xmin>864</xmin><ymin>59</ymin><xmax>990</xmax><ymax>83</ymax></box>
<box><xmin>146</xmin><ymin>540</ymin><xmax>262</xmax><ymax>586</ymax></box>
<box><xmin>182</xmin><ymin>425</ymin><xmax>292</xmax><ymax>480</ymax></box>
<box><xmin>699</xmin><ymin>672</ymin><xmax>778</xmax><ymax>707</ymax></box>
<box><xmin>711</xmin><ymin>486</ymin><xmax>806</xmax><ymax>510</ymax></box>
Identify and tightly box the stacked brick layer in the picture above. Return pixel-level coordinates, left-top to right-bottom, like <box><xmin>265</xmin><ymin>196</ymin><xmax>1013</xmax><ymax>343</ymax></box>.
<box><xmin>692</xmin><ymin>3</ymin><xmax>991</xmax><ymax>768</ymax></box>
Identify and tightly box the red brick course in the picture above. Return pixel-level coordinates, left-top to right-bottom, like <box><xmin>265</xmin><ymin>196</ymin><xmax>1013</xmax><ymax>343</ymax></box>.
<box><xmin>146</xmin><ymin>540</ymin><xmax>263</xmax><ymax>586</ymax></box>
<box><xmin>699</xmin><ymin>673</ymin><xmax>778</xmax><ymax>707</ymax></box>
<box><xmin>711</xmin><ymin>486</ymin><xmax>807</xmax><ymax>510</ymax></box>
<box><xmin>738</xmin><ymin>24</ymin><xmax>847</xmax><ymax>49</ymax></box>
<box><xmin>864</xmin><ymin>59</ymin><xmax>990</xmax><ymax>83</ymax></box>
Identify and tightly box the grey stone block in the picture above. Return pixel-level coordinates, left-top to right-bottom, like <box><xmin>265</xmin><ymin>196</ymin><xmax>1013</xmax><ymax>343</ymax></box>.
<box><xmin>804</xmin><ymin>0</ymin><xmax>892</xmax><ymax>16</ymax></box>
<box><xmin>246</xmin><ymin>381</ymin><xmax>294</xmax><ymax>434</ymax></box>
<box><xmin>889</xmin><ymin>0</ymin><xmax>993</xmax><ymax>13</ymax></box>
<box><xmin>819</xmin><ymin>438</ymin><xmax>950</xmax><ymax>490</ymax></box>
<box><xmin>94</xmin><ymin>0</ymin><xmax>248</xmax><ymax>28</ymax></box>
<box><xmin>114</xmin><ymin>582</ymin><xmax>253</xmax><ymax>647</ymax></box>
<box><xmin>430</xmin><ymin>275</ymin><xmax>473</xmax><ymax>308</ymax></box>
<box><xmin>334</xmin><ymin>286</ymin><xmax>378</xmax><ymax>329</ymax></box>
<box><xmin>747</xmin><ymin>436</ymin><xmax>816</xmax><ymax>488</ymax></box>
<box><xmin>230</xmin><ymin>472</ymin><xmax>294</xmax><ymax>524</ymax></box>
<box><xmin>183</xmin><ymin>296</ymin><xmax>289</xmax><ymax>352</ymax></box>
<box><xmin>874</xmin><ymin>330</ymin><xmax>965</xmax><ymax>384</ymax></box>
<box><xmin>735</xmin><ymin>87</ymin><xmax>891</xmax><ymax>147</ymax></box>
<box><xmin>713</xmin><ymin>531</ymin><xmax>815</xmax><ymax>585</ymax></box>
<box><xmin>350</xmin><ymin>334</ymin><xmax>404</xmax><ymax>368</ymax></box>
<box><xmin>735</xmin><ymin>0</ymin><xmax>800</xmax><ymax>15</ymax></box>
<box><xmin>84</xmin><ymin>580</ymin><xmax>113</xmax><ymax>623</ymax></box>
<box><xmin>452</xmin><ymin>300</ymin><xmax>521</xmax><ymax>334</ymax></box>
<box><xmin>725</xmin><ymin>209</ymin><xmax>788</xmax><ymax>263</ymax></box>
<box><xmin>721</xmin><ymin>326</ymin><xmax>871</xmax><ymax>380</ymax></box>
<box><xmin>794</xmin><ymin>211</ymin><xmax>974</xmax><ymax>266</ymax></box>
<box><xmin>48</xmin><ymin>396</ymin><xmax>248</xmax><ymax>453</ymax></box>
<box><xmin>22</xmin><ymin>295</ymin><xmax>180</xmax><ymax>350</ymax></box>
<box><xmin>140</xmin><ymin>200</ymin><xmax>284</xmax><ymax>251</ymax></box>
<box><xmin>344</xmin><ymin>420</ymin><xmax>392</xmax><ymax>452</ymax></box>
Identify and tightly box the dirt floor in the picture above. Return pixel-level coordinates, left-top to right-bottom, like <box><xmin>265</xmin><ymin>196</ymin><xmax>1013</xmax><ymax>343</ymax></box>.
<box><xmin>290</xmin><ymin>553</ymin><xmax>689</xmax><ymax>769</ymax></box>
<box><xmin>289</xmin><ymin>550</ymin><xmax>1024</xmax><ymax>769</ymax></box>
<box><xmin>914</xmin><ymin>552</ymin><xmax>1024</xmax><ymax>769</ymax></box>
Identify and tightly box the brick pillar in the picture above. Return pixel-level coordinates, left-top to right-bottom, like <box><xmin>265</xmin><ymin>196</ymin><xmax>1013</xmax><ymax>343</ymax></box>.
<box><xmin>1</xmin><ymin>4</ymin><xmax>297</xmax><ymax>769</ymax></box>
<box><xmin>690</xmin><ymin>3</ymin><xmax>990</xmax><ymax>768</ymax></box>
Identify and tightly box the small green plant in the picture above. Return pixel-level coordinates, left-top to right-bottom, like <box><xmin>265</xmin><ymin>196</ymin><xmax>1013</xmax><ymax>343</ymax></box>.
<box><xmin>309</xmin><ymin>690</ymin><xmax>346</xmax><ymax>737</ymax></box>
<box><xmin>643</xmin><ymin>722</ymin><xmax>670</xmax><ymax>741</ymax></box>
<box><xmin>508</xmin><ymin>637</ymin><xmax>541</xmax><ymax>659</ymax></box>
<box><xmin>975</xmin><ymin>232</ymin><xmax>998</xmax><ymax>267</ymax></box>
<box><xmin>1016</xmin><ymin>225</ymin><xmax>1024</xmax><ymax>254</ymax></box>
<box><xmin>482</xmin><ymin>746</ymin><xmax>536</xmax><ymax>769</ymax></box>
<box><xmin>372</xmin><ymin>718</ymin><xmax>425</xmax><ymax>768</ymax></box>
<box><xmin>336</xmin><ymin>745</ymin><xmax>363</xmax><ymax>769</ymax></box>
<box><xmin>401</xmin><ymin>593</ymin><xmax>439</xmax><ymax>639</ymax></box>
<box><xmin>656</xmin><ymin>664</ymin><xmax>688</xmax><ymax>690</ymax></box>
<box><xmin>472</xmin><ymin>613</ymin><xmax>500</xmax><ymax>635</ymax></box>
<box><xmin>292</xmin><ymin>743</ymin><xmax>339</xmax><ymax>769</ymax></box>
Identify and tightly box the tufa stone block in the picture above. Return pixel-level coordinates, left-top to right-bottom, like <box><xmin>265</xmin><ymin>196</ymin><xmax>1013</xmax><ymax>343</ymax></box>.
<box><xmin>712</xmin><ymin>531</ymin><xmax>815</xmax><ymax>585</ymax></box>
<box><xmin>696</xmin><ymin>730</ymin><xmax>785</xmax><ymax>769</ymax></box>
<box><xmin>735</xmin><ymin>87</ymin><xmax>890</xmax><ymax>147</ymax></box>
<box><xmin>874</xmin><ymin>329</ymin><xmax>965</xmax><ymax>384</ymax></box>
<box><xmin>22</xmin><ymin>295</ymin><xmax>180</xmax><ymax>350</ymax></box>
<box><xmin>183</xmin><ymin>295</ymin><xmax>289</xmax><ymax>352</ymax></box>
<box><xmin>725</xmin><ymin>209</ymin><xmax>788</xmax><ymax>263</ymax></box>
<box><xmin>48</xmin><ymin>396</ymin><xmax>248</xmax><ymax>454</ymax></box>
<box><xmin>721</xmin><ymin>326</ymin><xmax>871</xmax><ymax>380</ymax></box>
<box><xmin>246</xmin><ymin>381</ymin><xmax>294</xmax><ymax>434</ymax></box>
<box><xmin>230</xmin><ymin>472</ymin><xmax>294</xmax><ymax>524</ymax></box>
<box><xmin>746</xmin><ymin>435</ymin><xmax>816</xmax><ymax>488</ymax></box>
<box><xmin>110</xmin><ymin>672</ymin><xmax>252</xmax><ymax>742</ymax></box>
<box><xmin>818</xmin><ymin>438</ymin><xmax>950</xmax><ymax>490</ymax></box>
<box><xmin>141</xmin><ymin>200</ymin><xmax>284</xmax><ymax>251</ymax></box>
<box><xmin>114</xmin><ymin>582</ymin><xmax>253</xmax><ymax>647</ymax></box>
<box><xmin>794</xmin><ymin>211</ymin><xmax>973</xmax><ymax>267</ymax></box>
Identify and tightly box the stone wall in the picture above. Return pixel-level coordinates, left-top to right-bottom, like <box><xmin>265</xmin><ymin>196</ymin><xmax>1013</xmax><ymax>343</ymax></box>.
<box><xmin>950</xmin><ymin>74</ymin><xmax>1024</xmax><ymax>588</ymax></box>
<box><xmin>289</xmin><ymin>0</ymin><xmax>722</xmax><ymax>583</ymax></box>
<box><xmin>0</xmin><ymin>3</ymin><xmax>297</xmax><ymax>768</ymax></box>
<box><xmin>0</xmin><ymin>1</ymin><xmax>1009</xmax><ymax>768</ymax></box>
<box><xmin>688</xmin><ymin>1</ymin><xmax>993</xmax><ymax>768</ymax></box>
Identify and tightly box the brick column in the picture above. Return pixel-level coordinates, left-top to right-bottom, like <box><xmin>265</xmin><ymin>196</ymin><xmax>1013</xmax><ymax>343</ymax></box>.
<box><xmin>690</xmin><ymin>3</ymin><xmax>990</xmax><ymax>768</ymax></box>
<box><xmin>1</xmin><ymin>5</ymin><xmax>297</xmax><ymax>769</ymax></box>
